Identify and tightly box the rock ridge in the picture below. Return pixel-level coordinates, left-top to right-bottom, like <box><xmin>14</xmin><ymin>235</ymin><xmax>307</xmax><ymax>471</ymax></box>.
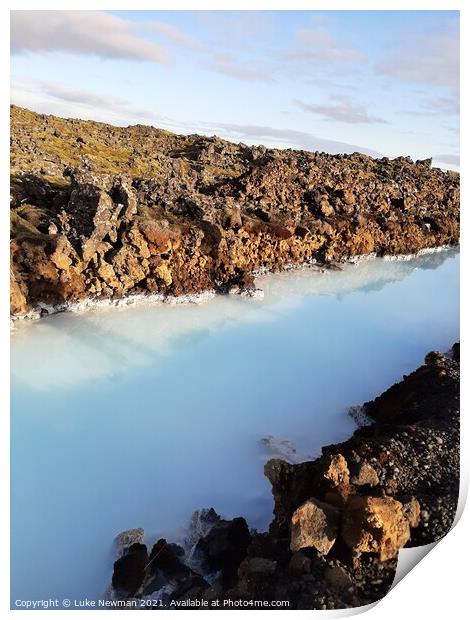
<box><xmin>10</xmin><ymin>105</ymin><xmax>459</xmax><ymax>316</ymax></box>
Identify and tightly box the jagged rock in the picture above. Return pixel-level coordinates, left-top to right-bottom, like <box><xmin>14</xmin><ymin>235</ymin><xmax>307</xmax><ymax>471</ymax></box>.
<box><xmin>112</xmin><ymin>543</ymin><xmax>148</xmax><ymax>596</ymax></box>
<box><xmin>288</xmin><ymin>551</ymin><xmax>312</xmax><ymax>575</ymax></box>
<box><xmin>290</xmin><ymin>498</ymin><xmax>340</xmax><ymax>555</ymax></box>
<box><xmin>115</xmin><ymin>528</ymin><xmax>145</xmax><ymax>557</ymax></box>
<box><xmin>319</xmin><ymin>198</ymin><xmax>334</xmax><ymax>217</ymax></box>
<box><xmin>351</xmin><ymin>461</ymin><xmax>380</xmax><ymax>487</ymax></box>
<box><xmin>239</xmin><ymin>556</ymin><xmax>277</xmax><ymax>577</ymax></box>
<box><xmin>236</xmin><ymin>557</ymin><xmax>277</xmax><ymax>598</ymax></box>
<box><xmin>10</xmin><ymin>105</ymin><xmax>459</xmax><ymax>316</ymax></box>
<box><xmin>364</xmin><ymin>351</ymin><xmax>458</xmax><ymax>425</ymax></box>
<box><xmin>10</xmin><ymin>243</ymin><xmax>29</xmax><ymax>315</ymax></box>
<box><xmin>194</xmin><ymin>517</ymin><xmax>251</xmax><ymax>574</ymax></box>
<box><xmin>170</xmin><ymin>573</ymin><xmax>209</xmax><ymax>602</ymax></box>
<box><xmin>185</xmin><ymin>508</ymin><xmax>221</xmax><ymax>551</ymax></box>
<box><xmin>341</xmin><ymin>496</ymin><xmax>415</xmax><ymax>560</ymax></box>
<box><xmin>324</xmin><ymin>565</ymin><xmax>353</xmax><ymax>590</ymax></box>
<box><xmin>323</xmin><ymin>454</ymin><xmax>350</xmax><ymax>487</ymax></box>
<box><xmin>402</xmin><ymin>497</ymin><xmax>421</xmax><ymax>528</ymax></box>
<box><xmin>139</xmin><ymin>538</ymin><xmax>209</xmax><ymax>602</ymax></box>
<box><xmin>148</xmin><ymin>539</ymin><xmax>189</xmax><ymax>577</ymax></box>
<box><xmin>322</xmin><ymin>453</ymin><xmax>351</xmax><ymax>505</ymax></box>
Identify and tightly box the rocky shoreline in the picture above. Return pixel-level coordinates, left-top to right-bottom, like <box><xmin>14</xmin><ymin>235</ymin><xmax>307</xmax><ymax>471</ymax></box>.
<box><xmin>10</xmin><ymin>106</ymin><xmax>459</xmax><ymax>317</ymax></box>
<box><xmin>108</xmin><ymin>344</ymin><xmax>459</xmax><ymax>610</ymax></box>
<box><xmin>10</xmin><ymin>244</ymin><xmax>457</xmax><ymax>326</ymax></box>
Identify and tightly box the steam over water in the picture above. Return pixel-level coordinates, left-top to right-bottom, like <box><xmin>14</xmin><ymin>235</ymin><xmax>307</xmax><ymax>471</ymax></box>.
<box><xmin>10</xmin><ymin>250</ymin><xmax>459</xmax><ymax>604</ymax></box>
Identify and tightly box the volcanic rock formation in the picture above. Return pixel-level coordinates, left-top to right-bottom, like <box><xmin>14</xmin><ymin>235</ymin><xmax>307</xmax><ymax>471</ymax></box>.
<box><xmin>10</xmin><ymin>106</ymin><xmax>459</xmax><ymax>316</ymax></box>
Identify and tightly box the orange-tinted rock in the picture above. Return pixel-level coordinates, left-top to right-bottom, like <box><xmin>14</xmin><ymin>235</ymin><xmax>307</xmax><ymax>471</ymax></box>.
<box><xmin>402</xmin><ymin>497</ymin><xmax>421</xmax><ymax>528</ymax></box>
<box><xmin>10</xmin><ymin>105</ymin><xmax>460</xmax><ymax>317</ymax></box>
<box><xmin>341</xmin><ymin>496</ymin><xmax>414</xmax><ymax>561</ymax></box>
<box><xmin>351</xmin><ymin>461</ymin><xmax>380</xmax><ymax>487</ymax></box>
<box><xmin>290</xmin><ymin>498</ymin><xmax>340</xmax><ymax>555</ymax></box>
<box><xmin>323</xmin><ymin>454</ymin><xmax>350</xmax><ymax>487</ymax></box>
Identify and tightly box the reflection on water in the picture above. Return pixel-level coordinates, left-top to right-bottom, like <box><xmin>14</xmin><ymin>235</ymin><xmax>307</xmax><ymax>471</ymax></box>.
<box><xmin>10</xmin><ymin>250</ymin><xmax>459</xmax><ymax>604</ymax></box>
<box><xmin>11</xmin><ymin>248</ymin><xmax>458</xmax><ymax>390</ymax></box>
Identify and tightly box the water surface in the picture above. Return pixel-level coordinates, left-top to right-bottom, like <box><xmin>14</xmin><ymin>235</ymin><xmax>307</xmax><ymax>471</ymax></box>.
<box><xmin>11</xmin><ymin>250</ymin><xmax>459</xmax><ymax>604</ymax></box>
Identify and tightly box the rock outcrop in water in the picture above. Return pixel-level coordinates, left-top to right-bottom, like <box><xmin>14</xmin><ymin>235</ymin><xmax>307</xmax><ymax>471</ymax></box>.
<box><xmin>108</xmin><ymin>345</ymin><xmax>459</xmax><ymax>609</ymax></box>
<box><xmin>10</xmin><ymin>105</ymin><xmax>459</xmax><ymax>317</ymax></box>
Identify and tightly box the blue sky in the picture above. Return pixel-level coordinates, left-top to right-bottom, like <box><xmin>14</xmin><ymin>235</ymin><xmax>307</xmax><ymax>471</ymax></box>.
<box><xmin>10</xmin><ymin>10</ymin><xmax>459</xmax><ymax>169</ymax></box>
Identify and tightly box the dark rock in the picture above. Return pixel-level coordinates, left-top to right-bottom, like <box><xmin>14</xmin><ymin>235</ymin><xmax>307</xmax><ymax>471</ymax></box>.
<box><xmin>236</xmin><ymin>557</ymin><xmax>278</xmax><ymax>599</ymax></box>
<box><xmin>288</xmin><ymin>551</ymin><xmax>312</xmax><ymax>575</ymax></box>
<box><xmin>324</xmin><ymin>565</ymin><xmax>353</xmax><ymax>590</ymax></box>
<box><xmin>112</xmin><ymin>542</ymin><xmax>148</xmax><ymax>596</ymax></box>
<box><xmin>148</xmin><ymin>538</ymin><xmax>188</xmax><ymax>576</ymax></box>
<box><xmin>195</xmin><ymin>517</ymin><xmax>251</xmax><ymax>575</ymax></box>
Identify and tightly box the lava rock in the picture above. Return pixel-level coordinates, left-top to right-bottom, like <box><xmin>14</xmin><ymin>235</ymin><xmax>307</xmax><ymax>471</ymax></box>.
<box><xmin>195</xmin><ymin>516</ymin><xmax>251</xmax><ymax>574</ymax></box>
<box><xmin>290</xmin><ymin>498</ymin><xmax>340</xmax><ymax>555</ymax></box>
<box><xmin>112</xmin><ymin>542</ymin><xmax>148</xmax><ymax>596</ymax></box>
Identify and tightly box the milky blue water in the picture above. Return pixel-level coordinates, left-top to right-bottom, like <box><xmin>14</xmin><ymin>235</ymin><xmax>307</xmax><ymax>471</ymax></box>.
<box><xmin>10</xmin><ymin>250</ymin><xmax>459</xmax><ymax>606</ymax></box>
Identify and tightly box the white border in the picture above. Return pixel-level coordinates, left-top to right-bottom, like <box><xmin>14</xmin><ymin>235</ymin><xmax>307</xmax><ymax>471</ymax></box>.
<box><xmin>2</xmin><ymin>1</ymin><xmax>466</xmax><ymax>618</ymax></box>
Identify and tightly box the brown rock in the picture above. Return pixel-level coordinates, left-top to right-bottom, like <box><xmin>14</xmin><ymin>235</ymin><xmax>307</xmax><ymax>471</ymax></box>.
<box><xmin>290</xmin><ymin>498</ymin><xmax>340</xmax><ymax>555</ymax></box>
<box><xmin>10</xmin><ymin>266</ymin><xmax>29</xmax><ymax>315</ymax></box>
<box><xmin>324</xmin><ymin>565</ymin><xmax>353</xmax><ymax>590</ymax></box>
<box><xmin>319</xmin><ymin>199</ymin><xmax>334</xmax><ymax>217</ymax></box>
<box><xmin>237</xmin><ymin>557</ymin><xmax>277</xmax><ymax>599</ymax></box>
<box><xmin>239</xmin><ymin>556</ymin><xmax>277</xmax><ymax>576</ymax></box>
<box><xmin>224</xmin><ymin>205</ymin><xmax>242</xmax><ymax>229</ymax></box>
<box><xmin>9</xmin><ymin>106</ymin><xmax>460</xmax><ymax>317</ymax></box>
<box><xmin>115</xmin><ymin>528</ymin><xmax>145</xmax><ymax>557</ymax></box>
<box><xmin>402</xmin><ymin>497</ymin><xmax>421</xmax><ymax>528</ymax></box>
<box><xmin>154</xmin><ymin>262</ymin><xmax>173</xmax><ymax>286</ymax></box>
<box><xmin>323</xmin><ymin>454</ymin><xmax>350</xmax><ymax>487</ymax></box>
<box><xmin>288</xmin><ymin>551</ymin><xmax>312</xmax><ymax>575</ymax></box>
<box><xmin>342</xmin><ymin>190</ymin><xmax>356</xmax><ymax>206</ymax></box>
<box><xmin>323</xmin><ymin>453</ymin><xmax>351</xmax><ymax>503</ymax></box>
<box><xmin>341</xmin><ymin>496</ymin><xmax>411</xmax><ymax>561</ymax></box>
<box><xmin>351</xmin><ymin>461</ymin><xmax>380</xmax><ymax>487</ymax></box>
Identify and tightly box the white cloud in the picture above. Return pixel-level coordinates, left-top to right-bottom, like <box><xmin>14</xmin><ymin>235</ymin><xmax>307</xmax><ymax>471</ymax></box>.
<box><xmin>421</xmin><ymin>96</ymin><xmax>460</xmax><ymax>116</ymax></box>
<box><xmin>210</xmin><ymin>122</ymin><xmax>381</xmax><ymax>157</ymax></box>
<box><xmin>143</xmin><ymin>21</ymin><xmax>207</xmax><ymax>52</ymax></box>
<box><xmin>291</xmin><ymin>26</ymin><xmax>365</xmax><ymax>63</ymax></box>
<box><xmin>433</xmin><ymin>154</ymin><xmax>460</xmax><ymax>166</ymax></box>
<box><xmin>294</xmin><ymin>96</ymin><xmax>387</xmax><ymax>125</ymax></box>
<box><xmin>376</xmin><ymin>21</ymin><xmax>459</xmax><ymax>89</ymax></box>
<box><xmin>197</xmin><ymin>11</ymin><xmax>273</xmax><ymax>47</ymax></box>
<box><xmin>209</xmin><ymin>53</ymin><xmax>272</xmax><ymax>82</ymax></box>
<box><xmin>10</xmin><ymin>10</ymin><xmax>172</xmax><ymax>64</ymax></box>
<box><xmin>37</xmin><ymin>81</ymin><xmax>129</xmax><ymax>110</ymax></box>
<box><xmin>400</xmin><ymin>95</ymin><xmax>459</xmax><ymax>120</ymax></box>
<box><xmin>10</xmin><ymin>79</ymin><xmax>173</xmax><ymax>128</ymax></box>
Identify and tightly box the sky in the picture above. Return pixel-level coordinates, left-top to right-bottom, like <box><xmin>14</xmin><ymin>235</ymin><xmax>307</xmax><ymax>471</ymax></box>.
<box><xmin>10</xmin><ymin>10</ymin><xmax>460</xmax><ymax>169</ymax></box>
